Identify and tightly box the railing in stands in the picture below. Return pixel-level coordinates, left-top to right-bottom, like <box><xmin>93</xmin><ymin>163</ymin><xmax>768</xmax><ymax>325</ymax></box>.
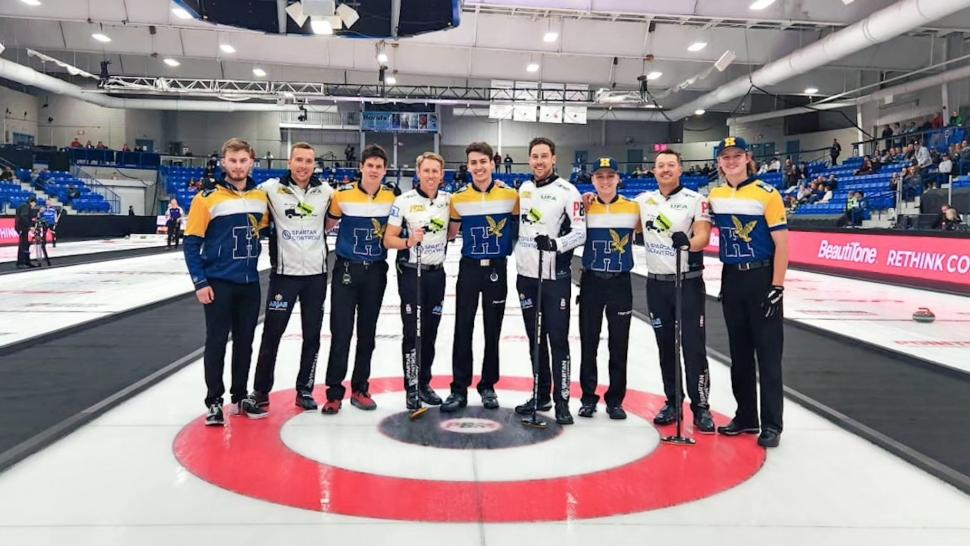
<box><xmin>67</xmin><ymin>148</ymin><xmax>161</xmax><ymax>170</ymax></box>
<box><xmin>852</xmin><ymin>125</ymin><xmax>967</xmax><ymax>161</ymax></box>
<box><xmin>70</xmin><ymin>165</ymin><xmax>122</xmax><ymax>214</ymax></box>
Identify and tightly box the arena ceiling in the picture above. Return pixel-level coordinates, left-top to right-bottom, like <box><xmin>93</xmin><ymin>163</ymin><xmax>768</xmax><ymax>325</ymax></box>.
<box><xmin>0</xmin><ymin>0</ymin><xmax>968</xmax><ymax>116</ymax></box>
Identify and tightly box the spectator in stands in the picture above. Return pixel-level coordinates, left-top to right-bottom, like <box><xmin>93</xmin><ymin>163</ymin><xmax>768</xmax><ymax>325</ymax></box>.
<box><xmin>784</xmin><ymin>159</ymin><xmax>798</xmax><ymax>187</ymax></box>
<box><xmin>84</xmin><ymin>140</ymin><xmax>94</xmax><ymax>149</ymax></box>
<box><xmin>903</xmin><ymin>143</ymin><xmax>915</xmax><ymax>161</ymax></box>
<box><xmin>818</xmin><ymin>184</ymin><xmax>834</xmax><ymax>204</ymax></box>
<box><xmin>69</xmin><ymin>137</ymin><xmax>82</xmax><ymax>148</ymax></box>
<box><xmin>768</xmin><ymin>156</ymin><xmax>781</xmax><ymax>172</ymax></box>
<box><xmin>456</xmin><ymin>164</ymin><xmax>470</xmax><ymax>185</ymax></box>
<box><xmin>939</xmin><ymin>154</ymin><xmax>953</xmax><ymax>179</ymax></box>
<box><xmin>949</xmin><ymin>112</ymin><xmax>964</xmax><ymax>127</ymax></box>
<box><xmin>504</xmin><ymin>153</ymin><xmax>513</xmax><ymax>173</ymax></box>
<box><xmin>845</xmin><ymin>191</ymin><xmax>866</xmax><ymax>227</ymax></box>
<box><xmin>0</xmin><ymin>166</ymin><xmax>12</xmax><ymax>182</ymax></box>
<box><xmin>854</xmin><ymin>156</ymin><xmax>876</xmax><ymax>176</ymax></box>
<box><xmin>796</xmin><ymin>182</ymin><xmax>813</xmax><ymax>205</ymax></box>
<box><xmin>492</xmin><ymin>151</ymin><xmax>502</xmax><ymax>168</ymax></box>
<box><xmin>344</xmin><ymin>145</ymin><xmax>356</xmax><ymax>163</ymax></box>
<box><xmin>830</xmin><ymin>138</ymin><xmax>842</xmax><ymax>165</ymax></box>
<box><xmin>932</xmin><ymin>112</ymin><xmax>944</xmax><ymax>130</ymax></box>
<box><xmin>938</xmin><ymin>206</ymin><xmax>963</xmax><ymax>231</ymax></box>
<box><xmin>893</xmin><ymin>123</ymin><xmax>904</xmax><ymax>147</ymax></box>
<box><xmin>96</xmin><ymin>140</ymin><xmax>108</xmax><ymax>150</ymax></box>
<box><xmin>879</xmin><ymin>148</ymin><xmax>892</xmax><ymax>164</ymax></box>
<box><xmin>121</xmin><ymin>143</ymin><xmax>131</xmax><ymax>152</ymax></box>
<box><xmin>902</xmin><ymin>166</ymin><xmax>922</xmax><ymax>201</ymax></box>
<box><xmin>632</xmin><ymin>166</ymin><xmax>643</xmax><ymax>177</ymax></box>
<box><xmin>914</xmin><ymin>140</ymin><xmax>932</xmax><ymax>171</ymax></box>
<box><xmin>128</xmin><ymin>205</ymin><xmax>135</xmax><ymax>216</ymax></box>
<box><xmin>881</xmin><ymin>125</ymin><xmax>894</xmax><ymax>150</ymax></box>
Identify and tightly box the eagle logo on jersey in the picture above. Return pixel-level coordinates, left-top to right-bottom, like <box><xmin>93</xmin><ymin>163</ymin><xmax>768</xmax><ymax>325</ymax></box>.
<box><xmin>609</xmin><ymin>229</ymin><xmax>630</xmax><ymax>254</ymax></box>
<box><xmin>486</xmin><ymin>215</ymin><xmax>508</xmax><ymax>237</ymax></box>
<box><xmin>371</xmin><ymin>218</ymin><xmax>386</xmax><ymax>239</ymax></box>
<box><xmin>247</xmin><ymin>214</ymin><xmax>261</xmax><ymax>238</ymax></box>
<box><xmin>731</xmin><ymin>215</ymin><xmax>758</xmax><ymax>243</ymax></box>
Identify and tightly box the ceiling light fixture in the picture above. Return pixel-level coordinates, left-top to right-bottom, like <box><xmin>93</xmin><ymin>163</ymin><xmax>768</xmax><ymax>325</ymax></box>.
<box><xmin>253</xmin><ymin>67</ymin><xmax>267</xmax><ymax>77</ymax></box>
<box><xmin>21</xmin><ymin>0</ymin><xmax>43</xmax><ymax>6</ymax></box>
<box><xmin>526</xmin><ymin>62</ymin><xmax>540</xmax><ymax>73</ymax></box>
<box><xmin>310</xmin><ymin>18</ymin><xmax>334</xmax><ymax>35</ymax></box>
<box><xmin>749</xmin><ymin>0</ymin><xmax>776</xmax><ymax>10</ymax></box>
<box><xmin>171</xmin><ymin>6</ymin><xmax>192</xmax><ymax>20</ymax></box>
<box><xmin>543</xmin><ymin>31</ymin><xmax>559</xmax><ymax>43</ymax></box>
<box><xmin>385</xmin><ymin>75</ymin><xmax>397</xmax><ymax>85</ymax></box>
<box><xmin>92</xmin><ymin>32</ymin><xmax>111</xmax><ymax>43</ymax></box>
<box><xmin>694</xmin><ymin>109</ymin><xmax>706</xmax><ymax>115</ymax></box>
<box><xmin>376</xmin><ymin>41</ymin><xmax>388</xmax><ymax>64</ymax></box>
<box><xmin>219</xmin><ymin>43</ymin><xmax>236</xmax><ymax>54</ymax></box>
<box><xmin>647</xmin><ymin>71</ymin><xmax>663</xmax><ymax>80</ymax></box>
<box><xmin>163</xmin><ymin>58</ymin><xmax>180</xmax><ymax>67</ymax></box>
<box><xmin>804</xmin><ymin>87</ymin><xmax>819</xmax><ymax>94</ymax></box>
<box><xmin>687</xmin><ymin>41</ymin><xmax>707</xmax><ymax>52</ymax></box>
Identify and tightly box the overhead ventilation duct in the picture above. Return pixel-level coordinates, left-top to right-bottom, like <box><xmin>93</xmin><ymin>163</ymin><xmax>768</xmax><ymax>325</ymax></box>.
<box><xmin>668</xmin><ymin>0</ymin><xmax>970</xmax><ymax>121</ymax></box>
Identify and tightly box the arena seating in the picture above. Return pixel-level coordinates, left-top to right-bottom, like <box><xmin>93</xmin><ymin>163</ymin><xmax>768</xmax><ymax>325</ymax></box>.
<box><xmin>34</xmin><ymin>171</ymin><xmax>111</xmax><ymax>213</ymax></box>
<box><xmin>0</xmin><ymin>181</ymin><xmax>38</xmax><ymax>210</ymax></box>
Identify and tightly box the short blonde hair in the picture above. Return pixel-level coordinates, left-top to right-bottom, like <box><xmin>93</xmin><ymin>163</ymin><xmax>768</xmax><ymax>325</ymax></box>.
<box><xmin>221</xmin><ymin>138</ymin><xmax>255</xmax><ymax>159</ymax></box>
<box><xmin>416</xmin><ymin>151</ymin><xmax>445</xmax><ymax>171</ymax></box>
<box><xmin>290</xmin><ymin>141</ymin><xmax>315</xmax><ymax>155</ymax></box>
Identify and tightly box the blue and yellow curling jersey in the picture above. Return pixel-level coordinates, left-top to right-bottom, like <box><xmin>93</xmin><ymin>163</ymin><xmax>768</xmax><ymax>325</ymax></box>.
<box><xmin>582</xmin><ymin>195</ymin><xmax>640</xmax><ymax>273</ymax></box>
<box><xmin>327</xmin><ymin>182</ymin><xmax>396</xmax><ymax>262</ymax></box>
<box><xmin>449</xmin><ymin>181</ymin><xmax>519</xmax><ymax>260</ymax></box>
<box><xmin>707</xmin><ymin>177</ymin><xmax>787</xmax><ymax>265</ymax></box>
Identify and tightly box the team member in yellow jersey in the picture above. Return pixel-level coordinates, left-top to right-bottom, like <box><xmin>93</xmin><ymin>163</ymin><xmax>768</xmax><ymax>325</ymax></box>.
<box><xmin>320</xmin><ymin>145</ymin><xmax>397</xmax><ymax>414</ymax></box>
<box><xmin>183</xmin><ymin>138</ymin><xmax>269</xmax><ymax>426</ymax></box>
<box><xmin>441</xmin><ymin>142</ymin><xmax>519</xmax><ymax>412</ymax></box>
<box><xmin>708</xmin><ymin>137</ymin><xmax>789</xmax><ymax>448</ymax></box>
<box><xmin>577</xmin><ymin>158</ymin><xmax>640</xmax><ymax>420</ymax></box>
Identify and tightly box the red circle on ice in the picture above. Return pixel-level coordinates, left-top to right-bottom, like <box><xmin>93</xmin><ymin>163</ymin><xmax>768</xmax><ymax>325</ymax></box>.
<box><xmin>173</xmin><ymin>376</ymin><xmax>765</xmax><ymax>522</ymax></box>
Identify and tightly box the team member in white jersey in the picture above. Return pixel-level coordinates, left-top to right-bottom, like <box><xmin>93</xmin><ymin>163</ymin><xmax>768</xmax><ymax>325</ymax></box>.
<box><xmin>634</xmin><ymin>150</ymin><xmax>715</xmax><ymax>433</ymax></box>
<box><xmin>384</xmin><ymin>152</ymin><xmax>452</xmax><ymax>410</ymax></box>
<box><xmin>250</xmin><ymin>142</ymin><xmax>334</xmax><ymax>412</ymax></box>
<box><xmin>513</xmin><ymin>137</ymin><xmax>586</xmax><ymax>425</ymax></box>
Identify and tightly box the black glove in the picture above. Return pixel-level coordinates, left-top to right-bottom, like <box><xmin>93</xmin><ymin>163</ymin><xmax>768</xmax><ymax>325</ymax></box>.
<box><xmin>534</xmin><ymin>234</ymin><xmax>557</xmax><ymax>252</ymax></box>
<box><xmin>762</xmin><ymin>285</ymin><xmax>784</xmax><ymax>319</ymax></box>
<box><xmin>670</xmin><ymin>231</ymin><xmax>690</xmax><ymax>250</ymax></box>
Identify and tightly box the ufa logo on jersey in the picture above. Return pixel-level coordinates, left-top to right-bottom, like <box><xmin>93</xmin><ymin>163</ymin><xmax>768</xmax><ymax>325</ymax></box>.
<box><xmin>609</xmin><ymin>229</ymin><xmax>630</xmax><ymax>254</ymax></box>
<box><xmin>731</xmin><ymin>216</ymin><xmax>757</xmax><ymax>243</ymax></box>
<box><xmin>485</xmin><ymin>215</ymin><xmax>507</xmax><ymax>237</ymax></box>
<box><xmin>371</xmin><ymin>218</ymin><xmax>386</xmax><ymax>239</ymax></box>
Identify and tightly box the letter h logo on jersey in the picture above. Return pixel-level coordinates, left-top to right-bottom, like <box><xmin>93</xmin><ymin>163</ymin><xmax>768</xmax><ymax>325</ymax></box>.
<box><xmin>590</xmin><ymin>229</ymin><xmax>627</xmax><ymax>272</ymax></box>
<box><xmin>721</xmin><ymin>215</ymin><xmax>756</xmax><ymax>259</ymax></box>
<box><xmin>470</xmin><ymin>215</ymin><xmax>506</xmax><ymax>256</ymax></box>
<box><xmin>351</xmin><ymin>218</ymin><xmax>386</xmax><ymax>257</ymax></box>
<box><xmin>231</xmin><ymin>214</ymin><xmax>261</xmax><ymax>260</ymax></box>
